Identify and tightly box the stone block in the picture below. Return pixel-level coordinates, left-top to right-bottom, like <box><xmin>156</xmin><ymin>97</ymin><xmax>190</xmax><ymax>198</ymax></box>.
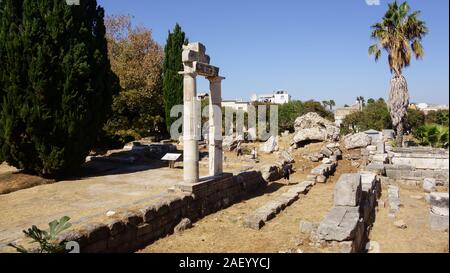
<box><xmin>317</xmin><ymin>206</ymin><xmax>361</xmax><ymax>241</ymax></box>
<box><xmin>316</xmin><ymin>175</ymin><xmax>327</xmax><ymax>183</ymax></box>
<box><xmin>320</xmin><ymin>146</ymin><xmax>333</xmax><ymax>157</ymax></box>
<box><xmin>429</xmin><ymin>212</ymin><xmax>449</xmax><ymax>231</ymax></box>
<box><xmin>333</xmin><ymin>174</ymin><xmax>362</xmax><ymax>207</ymax></box>
<box><xmin>364</xmin><ymin>163</ymin><xmax>386</xmax><ymax>176</ymax></box>
<box><xmin>299</xmin><ymin>220</ymin><xmax>317</xmax><ymax>234</ymax></box>
<box><xmin>429</xmin><ymin>192</ymin><xmax>449</xmax><ymax>216</ymax></box>
<box><xmin>423</xmin><ymin>178</ymin><xmax>437</xmax><ymax>193</ymax></box>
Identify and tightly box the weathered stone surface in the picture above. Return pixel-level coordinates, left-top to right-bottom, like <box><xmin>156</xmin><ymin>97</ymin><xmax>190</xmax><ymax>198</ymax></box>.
<box><xmin>359</xmin><ymin>172</ymin><xmax>377</xmax><ymax>192</ymax></box>
<box><xmin>291</xmin><ymin>112</ymin><xmax>340</xmax><ymax>145</ymax></box>
<box><xmin>367</xmin><ymin>145</ymin><xmax>377</xmax><ymax>152</ymax></box>
<box><xmin>344</xmin><ymin>133</ymin><xmax>372</xmax><ymax>149</ymax></box>
<box><xmin>260</xmin><ymin>136</ymin><xmax>279</xmax><ymax>154</ymax></box>
<box><xmin>333</xmin><ymin>174</ymin><xmax>362</xmax><ymax>207</ymax></box>
<box><xmin>372</xmin><ymin>154</ymin><xmax>388</xmax><ymax>163</ymax></box>
<box><xmin>322</xmin><ymin>158</ymin><xmax>332</xmax><ymax>164</ymax></box>
<box><xmin>390</xmin><ymin>147</ymin><xmax>449</xmax><ymax>170</ymax></box>
<box><xmin>320</xmin><ymin>146</ymin><xmax>333</xmax><ymax>157</ymax></box>
<box><xmin>174</xmin><ymin>218</ymin><xmax>192</xmax><ymax>233</ymax></box>
<box><xmin>429</xmin><ymin>192</ymin><xmax>449</xmax><ymax>216</ymax></box>
<box><xmin>423</xmin><ymin>178</ymin><xmax>437</xmax><ymax>193</ymax></box>
<box><xmin>317</xmin><ymin>206</ymin><xmax>361</xmax><ymax>241</ymax></box>
<box><xmin>377</xmin><ymin>141</ymin><xmax>385</xmax><ymax>154</ymax></box>
<box><xmin>223</xmin><ymin>136</ymin><xmax>238</xmax><ymax>151</ymax></box>
<box><xmin>364</xmin><ymin>163</ymin><xmax>386</xmax><ymax>175</ymax></box>
<box><xmin>299</xmin><ymin>220</ymin><xmax>317</xmax><ymax>234</ymax></box>
<box><xmin>429</xmin><ymin>192</ymin><xmax>449</xmax><ymax>210</ymax></box>
<box><xmin>279</xmin><ymin>150</ymin><xmax>294</xmax><ymax>164</ymax></box>
<box><xmin>316</xmin><ymin>175</ymin><xmax>327</xmax><ymax>183</ymax></box>
<box><xmin>429</xmin><ymin>212</ymin><xmax>449</xmax><ymax>231</ymax></box>
<box><xmin>387</xmin><ymin>185</ymin><xmax>401</xmax><ymax>214</ymax></box>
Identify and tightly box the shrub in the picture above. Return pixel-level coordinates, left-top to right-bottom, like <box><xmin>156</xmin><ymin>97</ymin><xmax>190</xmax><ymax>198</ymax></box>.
<box><xmin>413</xmin><ymin>124</ymin><xmax>449</xmax><ymax>148</ymax></box>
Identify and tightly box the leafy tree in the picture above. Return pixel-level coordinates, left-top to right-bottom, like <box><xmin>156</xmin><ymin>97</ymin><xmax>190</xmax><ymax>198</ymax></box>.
<box><xmin>0</xmin><ymin>0</ymin><xmax>118</xmax><ymax>176</ymax></box>
<box><xmin>163</xmin><ymin>23</ymin><xmax>188</xmax><ymax>132</ymax></box>
<box><xmin>425</xmin><ymin>110</ymin><xmax>449</xmax><ymax>126</ymax></box>
<box><xmin>406</xmin><ymin>108</ymin><xmax>425</xmax><ymax>132</ymax></box>
<box><xmin>341</xmin><ymin>99</ymin><xmax>392</xmax><ymax>134</ymax></box>
<box><xmin>104</xmin><ymin>15</ymin><xmax>164</xmax><ymax>142</ymax></box>
<box><xmin>367</xmin><ymin>98</ymin><xmax>375</xmax><ymax>104</ymax></box>
<box><xmin>369</xmin><ymin>1</ymin><xmax>428</xmax><ymax>147</ymax></box>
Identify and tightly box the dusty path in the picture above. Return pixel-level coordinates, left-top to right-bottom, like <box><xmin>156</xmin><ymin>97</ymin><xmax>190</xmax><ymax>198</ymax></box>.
<box><xmin>369</xmin><ymin>184</ymin><xmax>448</xmax><ymax>253</ymax></box>
<box><xmin>138</xmin><ymin>157</ymin><xmax>358</xmax><ymax>253</ymax></box>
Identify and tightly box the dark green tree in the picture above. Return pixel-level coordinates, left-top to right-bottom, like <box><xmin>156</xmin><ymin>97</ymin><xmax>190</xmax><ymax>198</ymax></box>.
<box><xmin>163</xmin><ymin>23</ymin><xmax>188</xmax><ymax>132</ymax></box>
<box><xmin>0</xmin><ymin>0</ymin><xmax>118</xmax><ymax>176</ymax></box>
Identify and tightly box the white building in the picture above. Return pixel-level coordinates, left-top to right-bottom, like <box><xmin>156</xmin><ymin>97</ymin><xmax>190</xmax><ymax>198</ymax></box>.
<box><xmin>221</xmin><ymin>100</ymin><xmax>250</xmax><ymax>112</ymax></box>
<box><xmin>250</xmin><ymin>90</ymin><xmax>291</xmax><ymax>104</ymax></box>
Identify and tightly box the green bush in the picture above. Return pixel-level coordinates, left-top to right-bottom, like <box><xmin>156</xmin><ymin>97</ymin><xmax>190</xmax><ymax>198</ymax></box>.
<box><xmin>413</xmin><ymin>124</ymin><xmax>449</xmax><ymax>148</ymax></box>
<box><xmin>0</xmin><ymin>0</ymin><xmax>118</xmax><ymax>176</ymax></box>
<box><xmin>278</xmin><ymin>100</ymin><xmax>333</xmax><ymax>132</ymax></box>
<box><xmin>406</xmin><ymin>108</ymin><xmax>426</xmax><ymax>132</ymax></box>
<box><xmin>425</xmin><ymin>110</ymin><xmax>449</xmax><ymax>126</ymax></box>
<box><xmin>341</xmin><ymin>99</ymin><xmax>391</xmax><ymax>135</ymax></box>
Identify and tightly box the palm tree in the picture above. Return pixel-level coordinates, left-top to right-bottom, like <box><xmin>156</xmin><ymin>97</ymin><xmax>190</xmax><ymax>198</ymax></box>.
<box><xmin>369</xmin><ymin>1</ymin><xmax>428</xmax><ymax>147</ymax></box>
<box><xmin>329</xmin><ymin>100</ymin><xmax>336</xmax><ymax>110</ymax></box>
<box><xmin>322</xmin><ymin>100</ymin><xmax>329</xmax><ymax>109</ymax></box>
<box><xmin>356</xmin><ymin>96</ymin><xmax>365</xmax><ymax>110</ymax></box>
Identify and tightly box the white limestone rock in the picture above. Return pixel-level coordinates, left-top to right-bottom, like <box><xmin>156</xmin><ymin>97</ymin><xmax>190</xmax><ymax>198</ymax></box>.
<box><xmin>344</xmin><ymin>133</ymin><xmax>372</xmax><ymax>149</ymax></box>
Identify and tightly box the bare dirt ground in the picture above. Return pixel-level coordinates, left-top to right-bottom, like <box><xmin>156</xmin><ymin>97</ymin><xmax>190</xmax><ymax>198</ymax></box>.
<box><xmin>139</xmin><ymin>145</ymin><xmax>448</xmax><ymax>253</ymax></box>
<box><xmin>369</xmin><ymin>184</ymin><xmax>449</xmax><ymax>253</ymax></box>
<box><xmin>1</xmin><ymin>136</ymin><xmax>448</xmax><ymax>253</ymax></box>
<box><xmin>0</xmin><ymin>163</ymin><xmax>54</xmax><ymax>195</ymax></box>
<box><xmin>139</xmin><ymin>145</ymin><xmax>358</xmax><ymax>253</ymax></box>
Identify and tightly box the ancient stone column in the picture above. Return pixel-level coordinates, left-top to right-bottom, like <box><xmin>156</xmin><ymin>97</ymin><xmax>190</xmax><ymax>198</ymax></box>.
<box><xmin>208</xmin><ymin>76</ymin><xmax>225</xmax><ymax>176</ymax></box>
<box><xmin>182</xmin><ymin>72</ymin><xmax>199</xmax><ymax>183</ymax></box>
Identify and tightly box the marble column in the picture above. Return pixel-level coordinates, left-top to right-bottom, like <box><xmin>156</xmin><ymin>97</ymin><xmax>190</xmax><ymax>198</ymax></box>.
<box><xmin>208</xmin><ymin>76</ymin><xmax>225</xmax><ymax>176</ymax></box>
<box><xmin>182</xmin><ymin>72</ymin><xmax>199</xmax><ymax>183</ymax></box>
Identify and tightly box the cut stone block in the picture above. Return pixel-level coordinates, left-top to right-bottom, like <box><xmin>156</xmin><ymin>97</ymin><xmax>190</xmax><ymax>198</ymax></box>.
<box><xmin>333</xmin><ymin>174</ymin><xmax>362</xmax><ymax>207</ymax></box>
<box><xmin>317</xmin><ymin>206</ymin><xmax>361</xmax><ymax>241</ymax></box>
<box><xmin>429</xmin><ymin>192</ymin><xmax>449</xmax><ymax>216</ymax></box>
<box><xmin>423</xmin><ymin>178</ymin><xmax>437</xmax><ymax>193</ymax></box>
<box><xmin>364</xmin><ymin>163</ymin><xmax>386</xmax><ymax>176</ymax></box>
<box><xmin>387</xmin><ymin>185</ymin><xmax>401</xmax><ymax>214</ymax></box>
<box><xmin>429</xmin><ymin>212</ymin><xmax>449</xmax><ymax>231</ymax></box>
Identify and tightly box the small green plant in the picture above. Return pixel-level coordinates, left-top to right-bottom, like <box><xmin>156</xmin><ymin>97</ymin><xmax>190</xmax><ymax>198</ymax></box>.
<box><xmin>9</xmin><ymin>216</ymin><xmax>72</xmax><ymax>253</ymax></box>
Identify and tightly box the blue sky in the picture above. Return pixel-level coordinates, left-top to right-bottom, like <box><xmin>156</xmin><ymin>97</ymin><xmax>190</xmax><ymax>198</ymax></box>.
<box><xmin>98</xmin><ymin>0</ymin><xmax>449</xmax><ymax>106</ymax></box>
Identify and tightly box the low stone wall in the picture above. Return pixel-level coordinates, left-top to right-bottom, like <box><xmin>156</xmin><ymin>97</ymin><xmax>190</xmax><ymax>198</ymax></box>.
<box><xmin>384</xmin><ymin>164</ymin><xmax>449</xmax><ymax>186</ymax></box>
<box><xmin>316</xmin><ymin>172</ymin><xmax>381</xmax><ymax>253</ymax></box>
<box><xmin>389</xmin><ymin>147</ymin><xmax>449</xmax><ymax>170</ymax></box>
<box><xmin>58</xmin><ymin>171</ymin><xmax>268</xmax><ymax>253</ymax></box>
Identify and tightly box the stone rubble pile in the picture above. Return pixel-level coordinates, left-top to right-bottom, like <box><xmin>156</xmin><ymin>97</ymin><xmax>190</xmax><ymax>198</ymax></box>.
<box><xmin>315</xmin><ymin>172</ymin><xmax>381</xmax><ymax>253</ymax></box>
<box><xmin>291</xmin><ymin>112</ymin><xmax>340</xmax><ymax>147</ymax></box>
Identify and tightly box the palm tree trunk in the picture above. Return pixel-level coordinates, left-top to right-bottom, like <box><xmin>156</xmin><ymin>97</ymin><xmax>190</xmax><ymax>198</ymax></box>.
<box><xmin>388</xmin><ymin>74</ymin><xmax>409</xmax><ymax>147</ymax></box>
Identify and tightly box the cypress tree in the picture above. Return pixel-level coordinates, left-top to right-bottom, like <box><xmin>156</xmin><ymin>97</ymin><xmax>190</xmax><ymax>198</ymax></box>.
<box><xmin>0</xmin><ymin>0</ymin><xmax>119</xmax><ymax>176</ymax></box>
<box><xmin>162</xmin><ymin>23</ymin><xmax>188</xmax><ymax>132</ymax></box>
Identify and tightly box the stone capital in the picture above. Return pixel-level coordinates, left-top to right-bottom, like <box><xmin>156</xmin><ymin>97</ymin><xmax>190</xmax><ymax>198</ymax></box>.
<box><xmin>207</xmin><ymin>76</ymin><xmax>226</xmax><ymax>83</ymax></box>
